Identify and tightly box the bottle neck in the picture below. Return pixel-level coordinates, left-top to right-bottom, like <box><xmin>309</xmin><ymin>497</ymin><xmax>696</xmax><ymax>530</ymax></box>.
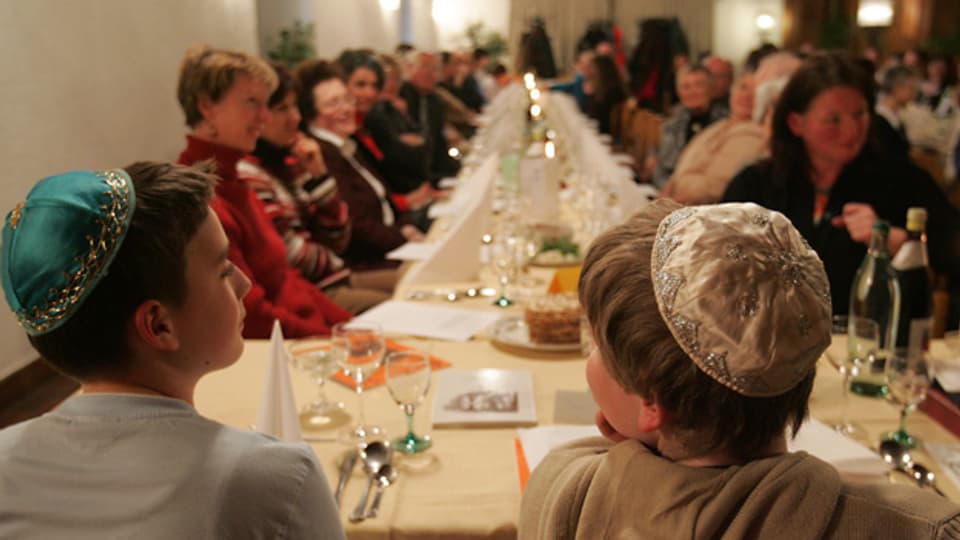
<box><xmin>868</xmin><ymin>228</ymin><xmax>890</xmax><ymax>256</ymax></box>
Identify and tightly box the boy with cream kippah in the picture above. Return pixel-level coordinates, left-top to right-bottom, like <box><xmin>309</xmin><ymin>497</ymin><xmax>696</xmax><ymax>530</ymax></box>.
<box><xmin>519</xmin><ymin>200</ymin><xmax>960</xmax><ymax>539</ymax></box>
<box><xmin>0</xmin><ymin>162</ymin><xmax>344</xmax><ymax>539</ymax></box>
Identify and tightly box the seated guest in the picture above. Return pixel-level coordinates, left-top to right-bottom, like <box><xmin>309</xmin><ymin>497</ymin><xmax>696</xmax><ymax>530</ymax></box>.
<box><xmin>661</xmin><ymin>73</ymin><xmax>765</xmax><ymax>204</ymax></box>
<box><xmin>176</xmin><ymin>45</ymin><xmax>350</xmax><ymax>337</ymax></box>
<box><xmin>551</xmin><ymin>49</ymin><xmax>593</xmax><ymax>113</ymax></box>
<box><xmin>724</xmin><ymin>52</ymin><xmax>960</xmax><ymax>315</ymax></box>
<box><xmin>472</xmin><ymin>47</ymin><xmax>496</xmax><ymax>103</ymax></box>
<box><xmin>0</xmin><ymin>163</ymin><xmax>345</xmax><ymax>539</ymax></box>
<box><xmin>297</xmin><ymin>59</ymin><xmax>424</xmax><ymax>276</ymax></box>
<box><xmin>439</xmin><ymin>50</ymin><xmax>485</xmax><ymax>113</ymax></box>
<box><xmin>239</xmin><ymin>62</ymin><xmax>390</xmax><ymax>314</ymax></box>
<box><xmin>703</xmin><ymin>55</ymin><xmax>734</xmax><ymax>105</ymax></box>
<box><xmin>338</xmin><ymin>50</ymin><xmax>434</xmax><ymax>228</ymax></box>
<box><xmin>399</xmin><ymin>52</ymin><xmax>462</xmax><ymax>183</ymax></box>
<box><xmin>519</xmin><ymin>200</ymin><xmax>960</xmax><ymax>538</ymax></box>
<box><xmin>652</xmin><ymin>64</ymin><xmax>729</xmax><ymax>187</ymax></box>
<box><xmin>584</xmin><ymin>54</ymin><xmax>628</xmax><ymax>137</ymax></box>
<box><xmin>875</xmin><ymin>65</ymin><xmax>919</xmax><ymax>158</ymax></box>
<box><xmin>920</xmin><ymin>54</ymin><xmax>955</xmax><ymax>112</ymax></box>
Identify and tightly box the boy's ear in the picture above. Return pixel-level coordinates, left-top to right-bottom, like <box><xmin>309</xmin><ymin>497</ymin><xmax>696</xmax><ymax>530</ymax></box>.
<box><xmin>637</xmin><ymin>397</ymin><xmax>664</xmax><ymax>433</ymax></box>
<box><xmin>131</xmin><ymin>300</ymin><xmax>179</xmax><ymax>352</ymax></box>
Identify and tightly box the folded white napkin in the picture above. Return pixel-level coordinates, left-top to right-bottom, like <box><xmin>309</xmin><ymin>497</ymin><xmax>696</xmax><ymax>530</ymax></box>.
<box><xmin>254</xmin><ymin>320</ymin><xmax>302</xmax><ymax>442</ymax></box>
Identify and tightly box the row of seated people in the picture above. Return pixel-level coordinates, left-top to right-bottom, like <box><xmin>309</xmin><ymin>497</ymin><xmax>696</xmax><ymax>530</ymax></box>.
<box><xmin>175</xmin><ymin>45</ymin><xmax>475</xmax><ymax>339</ymax></box>
<box><xmin>4</xmin><ymin>165</ymin><xmax>959</xmax><ymax>537</ymax></box>
<box><xmin>2</xmin><ymin>45</ymin><xmax>960</xmax><ymax>540</ymax></box>
<box><xmin>563</xmin><ymin>43</ymin><xmax>960</xmax><ymax>332</ymax></box>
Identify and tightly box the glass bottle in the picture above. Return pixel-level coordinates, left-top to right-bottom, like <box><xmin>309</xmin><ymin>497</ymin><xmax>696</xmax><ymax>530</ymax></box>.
<box><xmin>892</xmin><ymin>207</ymin><xmax>931</xmax><ymax>364</ymax></box>
<box><xmin>848</xmin><ymin>220</ymin><xmax>901</xmax><ymax>397</ymax></box>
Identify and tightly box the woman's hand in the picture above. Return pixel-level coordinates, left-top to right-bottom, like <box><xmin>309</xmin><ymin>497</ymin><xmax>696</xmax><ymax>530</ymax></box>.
<box><xmin>401</xmin><ymin>224</ymin><xmax>425</xmax><ymax>242</ymax></box>
<box><xmin>291</xmin><ymin>134</ymin><xmax>327</xmax><ymax>177</ymax></box>
<box><xmin>831</xmin><ymin>202</ymin><xmax>878</xmax><ymax>244</ymax></box>
<box><xmin>399</xmin><ymin>133</ymin><xmax>425</xmax><ymax>147</ymax></box>
<box><xmin>406</xmin><ymin>182</ymin><xmax>434</xmax><ymax>210</ymax></box>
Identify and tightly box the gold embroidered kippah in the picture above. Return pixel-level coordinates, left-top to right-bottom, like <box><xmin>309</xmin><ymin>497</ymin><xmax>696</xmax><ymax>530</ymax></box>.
<box><xmin>651</xmin><ymin>203</ymin><xmax>832</xmax><ymax>397</ymax></box>
<box><xmin>1</xmin><ymin>169</ymin><xmax>135</xmax><ymax>335</ymax></box>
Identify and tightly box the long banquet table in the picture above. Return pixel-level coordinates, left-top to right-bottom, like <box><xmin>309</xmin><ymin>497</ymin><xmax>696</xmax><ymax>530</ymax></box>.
<box><xmin>197</xmin><ymin>85</ymin><xmax>960</xmax><ymax>538</ymax></box>
<box><xmin>195</xmin><ymin>309</ymin><xmax>960</xmax><ymax>539</ymax></box>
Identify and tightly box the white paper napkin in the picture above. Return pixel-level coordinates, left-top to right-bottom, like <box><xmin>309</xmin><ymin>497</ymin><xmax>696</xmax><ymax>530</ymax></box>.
<box><xmin>254</xmin><ymin>320</ymin><xmax>302</xmax><ymax>442</ymax></box>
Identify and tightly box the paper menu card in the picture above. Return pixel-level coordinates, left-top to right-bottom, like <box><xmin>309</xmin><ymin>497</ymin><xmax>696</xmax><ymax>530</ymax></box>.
<box><xmin>432</xmin><ymin>369</ymin><xmax>537</xmax><ymax>427</ymax></box>
<box><xmin>787</xmin><ymin>418</ymin><xmax>888</xmax><ymax>480</ymax></box>
<box><xmin>925</xmin><ymin>444</ymin><xmax>960</xmax><ymax>492</ymax></box>
<box><xmin>353</xmin><ymin>301</ymin><xmax>502</xmax><ymax>342</ymax></box>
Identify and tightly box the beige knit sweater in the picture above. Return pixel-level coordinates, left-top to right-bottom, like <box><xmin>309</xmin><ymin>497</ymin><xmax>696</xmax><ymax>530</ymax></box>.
<box><xmin>519</xmin><ymin>437</ymin><xmax>960</xmax><ymax>540</ymax></box>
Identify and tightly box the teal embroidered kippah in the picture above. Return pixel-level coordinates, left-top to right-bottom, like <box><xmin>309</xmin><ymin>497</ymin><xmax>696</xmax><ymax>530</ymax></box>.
<box><xmin>1</xmin><ymin>169</ymin><xmax>135</xmax><ymax>335</ymax></box>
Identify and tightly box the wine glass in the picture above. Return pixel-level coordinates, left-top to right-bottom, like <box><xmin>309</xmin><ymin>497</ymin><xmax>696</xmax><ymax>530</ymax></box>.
<box><xmin>384</xmin><ymin>350</ymin><xmax>432</xmax><ymax>454</ymax></box>
<box><xmin>489</xmin><ymin>232</ymin><xmax>519</xmax><ymax>307</ymax></box>
<box><xmin>289</xmin><ymin>343</ymin><xmax>351</xmax><ymax>431</ymax></box>
<box><xmin>883</xmin><ymin>347</ymin><xmax>931</xmax><ymax>449</ymax></box>
<box><xmin>834</xmin><ymin>316</ymin><xmax>878</xmax><ymax>438</ymax></box>
<box><xmin>331</xmin><ymin>321</ymin><xmax>386</xmax><ymax>444</ymax></box>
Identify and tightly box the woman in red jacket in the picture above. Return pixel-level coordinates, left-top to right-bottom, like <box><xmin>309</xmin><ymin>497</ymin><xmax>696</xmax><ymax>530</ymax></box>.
<box><xmin>175</xmin><ymin>45</ymin><xmax>350</xmax><ymax>338</ymax></box>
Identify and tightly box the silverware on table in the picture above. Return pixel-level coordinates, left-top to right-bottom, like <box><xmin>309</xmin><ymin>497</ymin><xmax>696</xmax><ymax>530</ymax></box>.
<box><xmin>878</xmin><ymin>439</ymin><xmax>947</xmax><ymax>496</ymax></box>
<box><xmin>334</xmin><ymin>449</ymin><xmax>359</xmax><ymax>507</ymax></box>
<box><xmin>365</xmin><ymin>464</ymin><xmax>398</xmax><ymax>519</ymax></box>
<box><xmin>349</xmin><ymin>441</ymin><xmax>393</xmax><ymax>522</ymax></box>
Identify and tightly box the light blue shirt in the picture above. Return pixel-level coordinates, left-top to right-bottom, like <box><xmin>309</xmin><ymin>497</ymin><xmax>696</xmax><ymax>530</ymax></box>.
<box><xmin>0</xmin><ymin>393</ymin><xmax>345</xmax><ymax>539</ymax></box>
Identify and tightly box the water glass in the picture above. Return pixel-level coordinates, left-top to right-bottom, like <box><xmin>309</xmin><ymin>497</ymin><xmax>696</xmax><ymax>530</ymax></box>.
<box><xmin>384</xmin><ymin>350</ymin><xmax>432</xmax><ymax>454</ymax></box>
<box><xmin>883</xmin><ymin>347</ymin><xmax>931</xmax><ymax>449</ymax></box>
<box><xmin>332</xmin><ymin>321</ymin><xmax>386</xmax><ymax>444</ymax></box>
<box><xmin>289</xmin><ymin>343</ymin><xmax>350</xmax><ymax>431</ymax></box>
<box><xmin>834</xmin><ymin>316</ymin><xmax>878</xmax><ymax>438</ymax></box>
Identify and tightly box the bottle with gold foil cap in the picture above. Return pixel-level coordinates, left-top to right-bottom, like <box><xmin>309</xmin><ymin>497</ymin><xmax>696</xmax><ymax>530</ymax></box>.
<box><xmin>892</xmin><ymin>207</ymin><xmax>932</xmax><ymax>364</ymax></box>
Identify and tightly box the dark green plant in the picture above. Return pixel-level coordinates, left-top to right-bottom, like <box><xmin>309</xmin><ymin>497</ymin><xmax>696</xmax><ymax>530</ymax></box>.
<box><xmin>267</xmin><ymin>20</ymin><xmax>316</xmax><ymax>68</ymax></box>
<box><xmin>464</xmin><ymin>21</ymin><xmax>508</xmax><ymax>63</ymax></box>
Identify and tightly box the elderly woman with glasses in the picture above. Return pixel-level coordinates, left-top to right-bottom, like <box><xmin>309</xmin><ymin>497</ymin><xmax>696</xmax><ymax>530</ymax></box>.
<box><xmin>297</xmin><ymin>59</ymin><xmax>423</xmax><ymax>284</ymax></box>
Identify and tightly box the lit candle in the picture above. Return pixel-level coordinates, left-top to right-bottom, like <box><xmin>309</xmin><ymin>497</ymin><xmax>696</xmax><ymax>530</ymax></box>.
<box><xmin>529</xmin><ymin>88</ymin><xmax>541</xmax><ymax>101</ymax></box>
<box><xmin>530</xmin><ymin>104</ymin><xmax>542</xmax><ymax>118</ymax></box>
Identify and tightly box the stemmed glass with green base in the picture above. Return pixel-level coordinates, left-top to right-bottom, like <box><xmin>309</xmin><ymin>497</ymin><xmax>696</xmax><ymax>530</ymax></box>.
<box><xmin>384</xmin><ymin>350</ymin><xmax>433</xmax><ymax>454</ymax></box>
<box><xmin>883</xmin><ymin>347</ymin><xmax>931</xmax><ymax>449</ymax></box>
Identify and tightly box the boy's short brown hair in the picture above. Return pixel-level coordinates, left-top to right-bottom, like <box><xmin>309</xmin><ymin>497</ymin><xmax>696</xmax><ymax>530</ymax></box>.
<box><xmin>177</xmin><ymin>44</ymin><xmax>278</xmax><ymax>128</ymax></box>
<box><xmin>578</xmin><ymin>200</ymin><xmax>813</xmax><ymax>459</ymax></box>
<box><xmin>29</xmin><ymin>162</ymin><xmax>217</xmax><ymax>380</ymax></box>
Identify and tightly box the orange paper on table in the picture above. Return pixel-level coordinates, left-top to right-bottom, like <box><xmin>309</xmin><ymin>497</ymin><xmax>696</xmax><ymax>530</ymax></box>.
<box><xmin>548</xmin><ymin>265</ymin><xmax>582</xmax><ymax>294</ymax></box>
<box><xmin>515</xmin><ymin>437</ymin><xmax>531</xmax><ymax>492</ymax></box>
<box><xmin>292</xmin><ymin>339</ymin><xmax>451</xmax><ymax>390</ymax></box>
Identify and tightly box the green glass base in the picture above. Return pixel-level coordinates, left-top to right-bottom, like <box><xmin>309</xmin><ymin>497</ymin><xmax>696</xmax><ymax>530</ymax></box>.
<box><xmin>850</xmin><ymin>380</ymin><xmax>888</xmax><ymax>398</ymax></box>
<box><xmin>883</xmin><ymin>429</ymin><xmax>921</xmax><ymax>450</ymax></box>
<box><xmin>493</xmin><ymin>296</ymin><xmax>513</xmax><ymax>307</ymax></box>
<box><xmin>392</xmin><ymin>433</ymin><xmax>432</xmax><ymax>454</ymax></box>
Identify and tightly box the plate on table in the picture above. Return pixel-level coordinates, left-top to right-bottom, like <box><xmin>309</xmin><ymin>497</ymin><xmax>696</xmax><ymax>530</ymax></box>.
<box><xmin>489</xmin><ymin>316</ymin><xmax>582</xmax><ymax>354</ymax></box>
<box><xmin>529</xmin><ymin>250</ymin><xmax>582</xmax><ymax>268</ymax></box>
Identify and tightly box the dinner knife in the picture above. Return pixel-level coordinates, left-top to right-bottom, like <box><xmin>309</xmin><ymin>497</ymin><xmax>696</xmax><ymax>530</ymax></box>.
<box><xmin>335</xmin><ymin>449</ymin><xmax>359</xmax><ymax>507</ymax></box>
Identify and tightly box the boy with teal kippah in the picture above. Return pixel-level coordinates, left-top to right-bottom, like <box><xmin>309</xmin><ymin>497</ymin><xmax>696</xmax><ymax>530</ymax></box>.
<box><xmin>0</xmin><ymin>162</ymin><xmax>345</xmax><ymax>539</ymax></box>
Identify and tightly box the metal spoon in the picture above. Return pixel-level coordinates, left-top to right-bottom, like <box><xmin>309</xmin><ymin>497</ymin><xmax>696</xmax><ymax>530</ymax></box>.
<box><xmin>365</xmin><ymin>464</ymin><xmax>398</xmax><ymax>518</ymax></box>
<box><xmin>910</xmin><ymin>463</ymin><xmax>947</xmax><ymax>497</ymax></box>
<box><xmin>879</xmin><ymin>439</ymin><xmax>946</xmax><ymax>496</ymax></box>
<box><xmin>879</xmin><ymin>439</ymin><xmax>912</xmax><ymax>471</ymax></box>
<box><xmin>349</xmin><ymin>441</ymin><xmax>392</xmax><ymax>522</ymax></box>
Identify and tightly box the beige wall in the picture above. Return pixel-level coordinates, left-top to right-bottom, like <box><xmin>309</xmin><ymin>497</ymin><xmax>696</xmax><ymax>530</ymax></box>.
<box><xmin>0</xmin><ymin>0</ymin><xmax>260</xmax><ymax>379</ymax></box>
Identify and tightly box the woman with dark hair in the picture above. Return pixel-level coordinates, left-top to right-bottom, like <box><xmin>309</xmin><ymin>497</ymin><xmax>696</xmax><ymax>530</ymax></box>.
<box><xmin>724</xmin><ymin>52</ymin><xmax>960</xmax><ymax>315</ymax></box>
<box><xmin>175</xmin><ymin>45</ymin><xmax>350</xmax><ymax>338</ymax></box>
<box><xmin>296</xmin><ymin>59</ymin><xmax>423</xmax><ymax>278</ymax></box>
<box><xmin>238</xmin><ymin>62</ymin><xmax>390</xmax><ymax>314</ymax></box>
<box><xmin>338</xmin><ymin>50</ymin><xmax>434</xmax><ymax>227</ymax></box>
<box><xmin>585</xmin><ymin>54</ymin><xmax>628</xmax><ymax>137</ymax></box>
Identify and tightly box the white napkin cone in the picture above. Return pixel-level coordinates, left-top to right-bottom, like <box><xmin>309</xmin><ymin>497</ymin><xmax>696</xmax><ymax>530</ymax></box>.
<box><xmin>254</xmin><ymin>320</ymin><xmax>303</xmax><ymax>442</ymax></box>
